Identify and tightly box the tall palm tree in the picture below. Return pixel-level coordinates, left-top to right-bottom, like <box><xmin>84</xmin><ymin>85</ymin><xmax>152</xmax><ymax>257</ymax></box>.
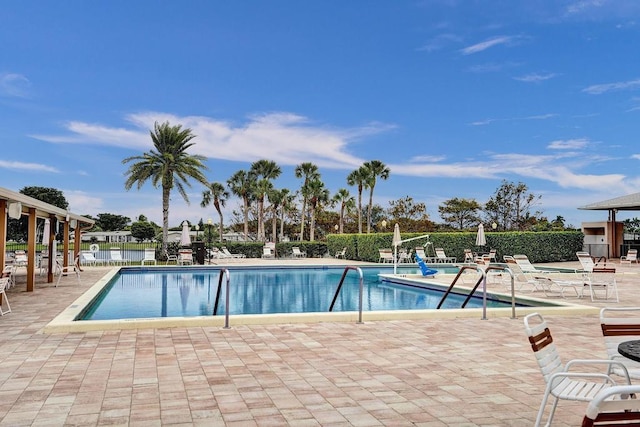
<box><xmin>305</xmin><ymin>178</ymin><xmax>330</xmax><ymax>242</ymax></box>
<box><xmin>123</xmin><ymin>121</ymin><xmax>208</xmax><ymax>256</ymax></box>
<box><xmin>363</xmin><ymin>160</ymin><xmax>390</xmax><ymax>233</ymax></box>
<box><xmin>279</xmin><ymin>189</ymin><xmax>297</xmax><ymax>243</ymax></box>
<box><xmin>331</xmin><ymin>188</ymin><xmax>355</xmax><ymax>234</ymax></box>
<box><xmin>346</xmin><ymin>166</ymin><xmax>369</xmax><ymax>234</ymax></box>
<box><xmin>227</xmin><ymin>170</ymin><xmax>255</xmax><ymax>242</ymax></box>
<box><xmin>250</xmin><ymin>159</ymin><xmax>281</xmax><ymax>241</ymax></box>
<box><xmin>295</xmin><ymin>162</ymin><xmax>319</xmax><ymax>241</ymax></box>
<box><xmin>267</xmin><ymin>188</ymin><xmax>285</xmax><ymax>243</ymax></box>
<box><xmin>200</xmin><ymin>182</ymin><xmax>229</xmax><ymax>242</ymax></box>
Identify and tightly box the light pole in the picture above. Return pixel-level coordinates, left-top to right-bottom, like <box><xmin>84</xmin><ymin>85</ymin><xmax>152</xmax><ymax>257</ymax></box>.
<box><xmin>207</xmin><ymin>218</ymin><xmax>212</xmax><ymax>264</ymax></box>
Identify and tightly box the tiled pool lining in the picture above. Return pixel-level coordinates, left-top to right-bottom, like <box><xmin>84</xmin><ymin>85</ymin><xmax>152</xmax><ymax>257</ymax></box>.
<box><xmin>43</xmin><ymin>266</ymin><xmax>599</xmax><ymax>333</ymax></box>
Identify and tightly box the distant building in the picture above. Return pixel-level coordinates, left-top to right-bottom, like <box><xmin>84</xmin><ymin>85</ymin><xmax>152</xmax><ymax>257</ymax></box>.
<box><xmin>81</xmin><ymin>231</ymin><xmax>135</xmax><ymax>243</ymax></box>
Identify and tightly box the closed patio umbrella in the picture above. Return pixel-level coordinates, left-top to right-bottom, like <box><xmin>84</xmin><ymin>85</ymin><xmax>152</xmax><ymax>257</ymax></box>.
<box><xmin>476</xmin><ymin>223</ymin><xmax>486</xmax><ymax>247</ymax></box>
<box><xmin>180</xmin><ymin>221</ymin><xmax>191</xmax><ymax>247</ymax></box>
<box><xmin>42</xmin><ymin>218</ymin><xmax>50</xmax><ymax>246</ymax></box>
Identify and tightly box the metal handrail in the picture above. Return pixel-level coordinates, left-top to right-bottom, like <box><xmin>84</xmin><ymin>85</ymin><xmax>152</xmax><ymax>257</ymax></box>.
<box><xmin>436</xmin><ymin>264</ymin><xmax>516</xmax><ymax>320</ymax></box>
<box><xmin>329</xmin><ymin>266</ymin><xmax>364</xmax><ymax>324</ymax></box>
<box><xmin>212</xmin><ymin>268</ymin><xmax>231</xmax><ymax>329</ymax></box>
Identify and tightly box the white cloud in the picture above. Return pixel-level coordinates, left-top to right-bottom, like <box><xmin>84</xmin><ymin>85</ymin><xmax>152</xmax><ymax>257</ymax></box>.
<box><xmin>460</xmin><ymin>36</ymin><xmax>519</xmax><ymax>55</ymax></box>
<box><xmin>583</xmin><ymin>78</ymin><xmax>640</xmax><ymax>94</ymax></box>
<box><xmin>547</xmin><ymin>138</ymin><xmax>590</xmax><ymax>149</ymax></box>
<box><xmin>513</xmin><ymin>73</ymin><xmax>558</xmax><ymax>83</ymax></box>
<box><xmin>64</xmin><ymin>190</ymin><xmax>103</xmax><ymax>214</ymax></box>
<box><xmin>0</xmin><ymin>73</ymin><xmax>31</xmax><ymax>98</ymax></box>
<box><xmin>632</xmin><ymin>154</ymin><xmax>640</xmax><ymax>160</ymax></box>
<box><xmin>32</xmin><ymin>111</ymin><xmax>395</xmax><ymax>170</ymax></box>
<box><xmin>417</xmin><ymin>33</ymin><xmax>462</xmax><ymax>52</ymax></box>
<box><xmin>0</xmin><ymin>160</ymin><xmax>58</xmax><ymax>173</ymax></box>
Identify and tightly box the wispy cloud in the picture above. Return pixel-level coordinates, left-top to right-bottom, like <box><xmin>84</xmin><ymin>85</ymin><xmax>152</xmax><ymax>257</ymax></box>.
<box><xmin>460</xmin><ymin>36</ymin><xmax>520</xmax><ymax>55</ymax></box>
<box><xmin>0</xmin><ymin>160</ymin><xmax>58</xmax><ymax>173</ymax></box>
<box><xmin>0</xmin><ymin>73</ymin><xmax>31</xmax><ymax>98</ymax></box>
<box><xmin>469</xmin><ymin>113</ymin><xmax>556</xmax><ymax>126</ymax></box>
<box><xmin>513</xmin><ymin>72</ymin><xmax>559</xmax><ymax>83</ymax></box>
<box><xmin>547</xmin><ymin>138</ymin><xmax>590</xmax><ymax>149</ymax></box>
<box><xmin>417</xmin><ymin>33</ymin><xmax>462</xmax><ymax>52</ymax></box>
<box><xmin>583</xmin><ymin>78</ymin><xmax>640</xmax><ymax>94</ymax></box>
<box><xmin>632</xmin><ymin>154</ymin><xmax>640</xmax><ymax>160</ymax></box>
<box><xmin>31</xmin><ymin>111</ymin><xmax>396</xmax><ymax>170</ymax></box>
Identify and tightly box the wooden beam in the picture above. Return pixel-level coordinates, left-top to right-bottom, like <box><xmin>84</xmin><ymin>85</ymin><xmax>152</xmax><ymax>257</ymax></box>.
<box><xmin>0</xmin><ymin>199</ymin><xmax>6</xmax><ymax>269</ymax></box>
<box><xmin>27</xmin><ymin>207</ymin><xmax>36</xmax><ymax>292</ymax></box>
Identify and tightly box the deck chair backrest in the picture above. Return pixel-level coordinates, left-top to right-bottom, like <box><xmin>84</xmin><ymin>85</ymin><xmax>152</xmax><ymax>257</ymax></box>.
<box><xmin>415</xmin><ymin>247</ymin><xmax>426</xmax><ymax>258</ymax></box>
<box><xmin>434</xmin><ymin>248</ymin><xmax>447</xmax><ymax>259</ymax></box>
<box><xmin>144</xmin><ymin>248</ymin><xmax>156</xmax><ymax>260</ymax></box>
<box><xmin>110</xmin><ymin>248</ymin><xmax>123</xmax><ymax>261</ymax></box>
<box><xmin>600</xmin><ymin>307</ymin><xmax>640</xmax><ymax>378</ymax></box>
<box><xmin>524</xmin><ymin>313</ymin><xmax>564</xmax><ymax>384</ymax></box>
<box><xmin>582</xmin><ymin>385</ymin><xmax>640</xmax><ymax>427</ymax></box>
<box><xmin>577</xmin><ymin>252</ymin><xmax>595</xmax><ymax>272</ymax></box>
<box><xmin>513</xmin><ymin>254</ymin><xmax>536</xmax><ymax>272</ymax></box>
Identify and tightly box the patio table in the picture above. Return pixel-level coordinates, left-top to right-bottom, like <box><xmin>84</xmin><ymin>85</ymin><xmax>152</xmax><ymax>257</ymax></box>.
<box><xmin>618</xmin><ymin>340</ymin><xmax>640</xmax><ymax>362</ymax></box>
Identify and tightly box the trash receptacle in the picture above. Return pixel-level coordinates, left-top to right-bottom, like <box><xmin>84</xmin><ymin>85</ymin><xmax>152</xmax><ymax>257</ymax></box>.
<box><xmin>193</xmin><ymin>242</ymin><xmax>205</xmax><ymax>265</ymax></box>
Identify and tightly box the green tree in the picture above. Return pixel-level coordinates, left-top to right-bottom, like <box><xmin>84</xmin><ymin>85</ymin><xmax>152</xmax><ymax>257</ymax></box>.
<box><xmin>331</xmin><ymin>188</ymin><xmax>355</xmax><ymax>234</ymax></box>
<box><xmin>438</xmin><ymin>197</ymin><xmax>482</xmax><ymax>230</ymax></box>
<box><xmin>346</xmin><ymin>166</ymin><xmax>369</xmax><ymax>234</ymax></box>
<box><xmin>362</xmin><ymin>160</ymin><xmax>390</xmax><ymax>233</ymax></box>
<box><xmin>20</xmin><ymin>186</ymin><xmax>69</xmax><ymax>209</ymax></box>
<box><xmin>305</xmin><ymin>179</ymin><xmax>330</xmax><ymax>241</ymax></box>
<box><xmin>387</xmin><ymin>196</ymin><xmax>432</xmax><ymax>232</ymax></box>
<box><xmin>201</xmin><ymin>182</ymin><xmax>229</xmax><ymax>243</ymax></box>
<box><xmin>484</xmin><ymin>180</ymin><xmax>541</xmax><ymax>231</ymax></box>
<box><xmin>295</xmin><ymin>162</ymin><xmax>320</xmax><ymax>241</ymax></box>
<box><xmin>130</xmin><ymin>220</ymin><xmax>156</xmax><ymax>242</ymax></box>
<box><xmin>94</xmin><ymin>213</ymin><xmax>131</xmax><ymax>231</ymax></box>
<box><xmin>123</xmin><ymin>121</ymin><xmax>208</xmax><ymax>256</ymax></box>
<box><xmin>251</xmin><ymin>159</ymin><xmax>282</xmax><ymax>241</ymax></box>
<box><xmin>227</xmin><ymin>169</ymin><xmax>255</xmax><ymax>242</ymax></box>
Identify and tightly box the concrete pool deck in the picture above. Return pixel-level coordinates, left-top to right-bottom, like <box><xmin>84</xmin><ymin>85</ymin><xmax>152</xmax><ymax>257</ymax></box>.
<box><xmin>1</xmin><ymin>258</ymin><xmax>639</xmax><ymax>425</ymax></box>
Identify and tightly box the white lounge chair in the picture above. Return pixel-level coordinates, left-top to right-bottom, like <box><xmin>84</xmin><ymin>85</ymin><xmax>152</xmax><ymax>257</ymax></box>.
<box><xmin>335</xmin><ymin>247</ymin><xmax>346</xmax><ymax>259</ymax></box>
<box><xmin>378</xmin><ymin>248</ymin><xmax>394</xmax><ymax>263</ymax></box>
<box><xmin>620</xmin><ymin>249</ymin><xmax>638</xmax><ymax>264</ymax></box>
<box><xmin>0</xmin><ymin>277</ymin><xmax>11</xmax><ymax>315</ymax></box>
<box><xmin>222</xmin><ymin>246</ymin><xmax>245</xmax><ymax>259</ymax></box>
<box><xmin>600</xmin><ymin>307</ymin><xmax>640</xmax><ymax>380</ymax></box>
<box><xmin>262</xmin><ymin>246</ymin><xmax>275</xmax><ymax>258</ymax></box>
<box><xmin>577</xmin><ymin>252</ymin><xmax>618</xmax><ymax>301</ymax></box>
<box><xmin>80</xmin><ymin>250</ymin><xmax>105</xmax><ymax>266</ymax></box>
<box><xmin>434</xmin><ymin>248</ymin><xmax>456</xmax><ymax>263</ymax></box>
<box><xmin>109</xmin><ymin>247</ymin><xmax>130</xmax><ymax>265</ymax></box>
<box><xmin>524</xmin><ymin>313</ymin><xmax>631</xmax><ymax>427</ymax></box>
<box><xmin>141</xmin><ymin>248</ymin><xmax>157</xmax><ymax>265</ymax></box>
<box><xmin>291</xmin><ymin>247</ymin><xmax>306</xmax><ymax>258</ymax></box>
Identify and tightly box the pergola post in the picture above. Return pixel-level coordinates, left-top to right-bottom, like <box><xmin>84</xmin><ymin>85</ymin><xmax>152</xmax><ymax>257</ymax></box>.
<box><xmin>27</xmin><ymin>207</ymin><xmax>36</xmax><ymax>292</ymax></box>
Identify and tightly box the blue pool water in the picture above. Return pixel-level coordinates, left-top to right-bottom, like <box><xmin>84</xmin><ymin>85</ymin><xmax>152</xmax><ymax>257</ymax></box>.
<box><xmin>78</xmin><ymin>266</ymin><xmax>516</xmax><ymax>321</ymax></box>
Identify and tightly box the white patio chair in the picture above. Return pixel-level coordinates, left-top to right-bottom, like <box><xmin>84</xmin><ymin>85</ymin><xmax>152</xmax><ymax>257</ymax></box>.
<box><xmin>600</xmin><ymin>307</ymin><xmax>640</xmax><ymax>380</ymax></box>
<box><xmin>3</xmin><ymin>264</ymin><xmax>15</xmax><ymax>289</ymax></box>
<box><xmin>141</xmin><ymin>248</ymin><xmax>157</xmax><ymax>265</ymax></box>
<box><xmin>177</xmin><ymin>249</ymin><xmax>193</xmax><ymax>265</ymax></box>
<box><xmin>261</xmin><ymin>246</ymin><xmax>275</xmax><ymax>258</ymax></box>
<box><xmin>524</xmin><ymin>313</ymin><xmax>631</xmax><ymax>427</ymax></box>
<box><xmin>582</xmin><ymin>384</ymin><xmax>640</xmax><ymax>427</ymax></box>
<box><xmin>335</xmin><ymin>247</ymin><xmax>346</xmax><ymax>259</ymax></box>
<box><xmin>80</xmin><ymin>250</ymin><xmax>105</xmax><ymax>266</ymax></box>
<box><xmin>56</xmin><ymin>255</ymin><xmax>81</xmax><ymax>287</ymax></box>
<box><xmin>620</xmin><ymin>249</ymin><xmax>638</xmax><ymax>264</ymax></box>
<box><xmin>378</xmin><ymin>248</ymin><xmax>394</xmax><ymax>263</ymax></box>
<box><xmin>0</xmin><ymin>277</ymin><xmax>11</xmax><ymax>315</ymax></box>
<box><xmin>434</xmin><ymin>247</ymin><xmax>456</xmax><ymax>263</ymax></box>
<box><xmin>109</xmin><ymin>247</ymin><xmax>129</xmax><ymax>265</ymax></box>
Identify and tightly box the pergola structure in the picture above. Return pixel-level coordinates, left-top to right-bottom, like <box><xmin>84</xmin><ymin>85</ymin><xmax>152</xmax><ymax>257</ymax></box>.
<box><xmin>0</xmin><ymin>187</ymin><xmax>95</xmax><ymax>292</ymax></box>
<box><xmin>578</xmin><ymin>192</ymin><xmax>640</xmax><ymax>258</ymax></box>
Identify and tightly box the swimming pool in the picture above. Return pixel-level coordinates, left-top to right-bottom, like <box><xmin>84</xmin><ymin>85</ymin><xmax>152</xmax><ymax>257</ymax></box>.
<box><xmin>77</xmin><ymin>266</ymin><xmax>520</xmax><ymax>321</ymax></box>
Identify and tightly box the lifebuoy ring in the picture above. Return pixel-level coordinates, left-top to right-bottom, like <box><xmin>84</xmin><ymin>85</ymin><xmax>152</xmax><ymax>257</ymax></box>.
<box><xmin>89</xmin><ymin>244</ymin><xmax>99</xmax><ymax>253</ymax></box>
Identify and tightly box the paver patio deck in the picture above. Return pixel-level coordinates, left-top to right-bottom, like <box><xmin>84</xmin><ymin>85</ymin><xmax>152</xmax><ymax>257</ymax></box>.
<box><xmin>1</xmin><ymin>258</ymin><xmax>639</xmax><ymax>426</ymax></box>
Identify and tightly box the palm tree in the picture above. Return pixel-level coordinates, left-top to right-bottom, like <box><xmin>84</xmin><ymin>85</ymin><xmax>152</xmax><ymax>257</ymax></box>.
<box><xmin>295</xmin><ymin>162</ymin><xmax>319</xmax><ymax>241</ymax></box>
<box><xmin>123</xmin><ymin>121</ymin><xmax>208</xmax><ymax>256</ymax></box>
<box><xmin>346</xmin><ymin>166</ymin><xmax>369</xmax><ymax>234</ymax></box>
<box><xmin>227</xmin><ymin>170</ymin><xmax>255</xmax><ymax>242</ymax></box>
<box><xmin>331</xmin><ymin>188</ymin><xmax>355</xmax><ymax>234</ymax></box>
<box><xmin>267</xmin><ymin>188</ymin><xmax>285</xmax><ymax>243</ymax></box>
<box><xmin>250</xmin><ymin>159</ymin><xmax>281</xmax><ymax>241</ymax></box>
<box><xmin>200</xmin><ymin>182</ymin><xmax>229</xmax><ymax>242</ymax></box>
<box><xmin>363</xmin><ymin>160</ymin><xmax>390</xmax><ymax>233</ymax></box>
<box><xmin>278</xmin><ymin>189</ymin><xmax>297</xmax><ymax>242</ymax></box>
<box><xmin>305</xmin><ymin>179</ymin><xmax>330</xmax><ymax>241</ymax></box>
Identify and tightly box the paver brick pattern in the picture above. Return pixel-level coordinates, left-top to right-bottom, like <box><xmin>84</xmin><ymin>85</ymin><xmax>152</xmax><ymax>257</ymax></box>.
<box><xmin>0</xmin><ymin>263</ymin><xmax>638</xmax><ymax>425</ymax></box>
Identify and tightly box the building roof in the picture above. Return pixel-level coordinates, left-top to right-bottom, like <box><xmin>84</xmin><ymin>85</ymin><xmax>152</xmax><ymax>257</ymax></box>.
<box><xmin>578</xmin><ymin>192</ymin><xmax>640</xmax><ymax>211</ymax></box>
<box><xmin>0</xmin><ymin>187</ymin><xmax>94</xmax><ymax>225</ymax></box>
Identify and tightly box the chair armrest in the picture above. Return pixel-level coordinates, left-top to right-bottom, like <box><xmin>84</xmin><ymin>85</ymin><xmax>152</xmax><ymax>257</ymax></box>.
<box><xmin>566</xmin><ymin>359</ymin><xmax>631</xmax><ymax>383</ymax></box>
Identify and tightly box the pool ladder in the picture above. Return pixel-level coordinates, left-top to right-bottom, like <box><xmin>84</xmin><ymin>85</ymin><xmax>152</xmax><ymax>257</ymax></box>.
<box><xmin>329</xmin><ymin>266</ymin><xmax>364</xmax><ymax>323</ymax></box>
<box><xmin>212</xmin><ymin>268</ymin><xmax>231</xmax><ymax>328</ymax></box>
<box><xmin>436</xmin><ymin>265</ymin><xmax>516</xmax><ymax>320</ymax></box>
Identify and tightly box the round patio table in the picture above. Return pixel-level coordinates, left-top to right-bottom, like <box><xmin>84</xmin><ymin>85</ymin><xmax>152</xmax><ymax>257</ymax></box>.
<box><xmin>618</xmin><ymin>340</ymin><xmax>640</xmax><ymax>362</ymax></box>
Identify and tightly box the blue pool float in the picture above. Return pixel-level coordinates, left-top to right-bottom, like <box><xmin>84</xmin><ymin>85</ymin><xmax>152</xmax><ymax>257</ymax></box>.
<box><xmin>414</xmin><ymin>253</ymin><xmax>438</xmax><ymax>277</ymax></box>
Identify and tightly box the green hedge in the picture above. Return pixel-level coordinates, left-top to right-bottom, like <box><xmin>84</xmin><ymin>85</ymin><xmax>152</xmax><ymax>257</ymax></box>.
<box><xmin>326</xmin><ymin>231</ymin><xmax>584</xmax><ymax>263</ymax></box>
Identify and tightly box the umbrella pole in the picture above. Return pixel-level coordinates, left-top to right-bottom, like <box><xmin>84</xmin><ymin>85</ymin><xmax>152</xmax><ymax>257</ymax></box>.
<box><xmin>393</xmin><ymin>245</ymin><xmax>397</xmax><ymax>274</ymax></box>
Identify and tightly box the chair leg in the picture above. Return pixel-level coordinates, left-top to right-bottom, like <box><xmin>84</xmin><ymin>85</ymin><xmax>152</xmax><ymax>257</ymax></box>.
<box><xmin>0</xmin><ymin>291</ymin><xmax>10</xmax><ymax>315</ymax></box>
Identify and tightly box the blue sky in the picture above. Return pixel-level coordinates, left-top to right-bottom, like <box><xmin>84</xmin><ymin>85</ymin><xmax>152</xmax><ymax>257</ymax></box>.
<box><xmin>2</xmin><ymin>0</ymin><xmax>640</xmax><ymax>229</ymax></box>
